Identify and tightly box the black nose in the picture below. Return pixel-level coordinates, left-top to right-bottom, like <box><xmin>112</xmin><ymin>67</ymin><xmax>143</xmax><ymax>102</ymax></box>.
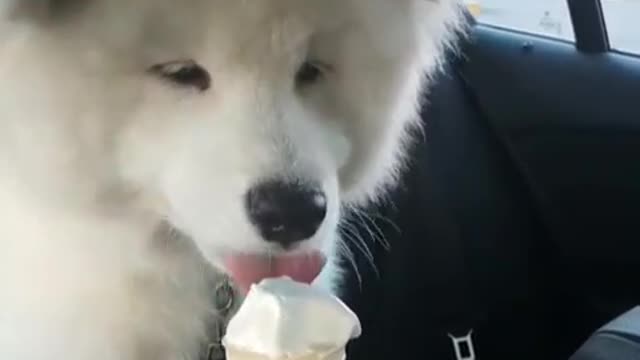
<box><xmin>245</xmin><ymin>180</ymin><xmax>327</xmax><ymax>248</ymax></box>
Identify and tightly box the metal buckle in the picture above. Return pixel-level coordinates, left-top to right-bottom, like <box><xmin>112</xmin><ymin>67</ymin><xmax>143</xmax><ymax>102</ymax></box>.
<box><xmin>214</xmin><ymin>278</ymin><xmax>235</xmax><ymax>316</ymax></box>
<box><xmin>203</xmin><ymin>277</ymin><xmax>235</xmax><ymax>360</ymax></box>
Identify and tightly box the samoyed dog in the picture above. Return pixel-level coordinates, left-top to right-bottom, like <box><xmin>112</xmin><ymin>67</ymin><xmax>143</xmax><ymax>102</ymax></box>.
<box><xmin>0</xmin><ymin>1</ymin><xmax>461</xmax><ymax>359</ymax></box>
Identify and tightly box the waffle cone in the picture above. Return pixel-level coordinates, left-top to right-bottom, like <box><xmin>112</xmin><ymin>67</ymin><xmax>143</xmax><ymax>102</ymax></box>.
<box><xmin>225</xmin><ymin>346</ymin><xmax>346</xmax><ymax>360</ymax></box>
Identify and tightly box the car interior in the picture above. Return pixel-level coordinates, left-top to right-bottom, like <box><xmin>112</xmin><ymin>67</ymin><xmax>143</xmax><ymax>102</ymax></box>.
<box><xmin>341</xmin><ymin>2</ymin><xmax>640</xmax><ymax>359</ymax></box>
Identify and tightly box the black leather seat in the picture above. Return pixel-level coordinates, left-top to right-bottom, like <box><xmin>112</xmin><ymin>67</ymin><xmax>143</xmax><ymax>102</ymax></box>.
<box><xmin>342</xmin><ymin>41</ymin><xmax>555</xmax><ymax>360</ymax></box>
<box><xmin>341</xmin><ymin>17</ymin><xmax>640</xmax><ymax>359</ymax></box>
<box><xmin>340</xmin><ymin>12</ymin><xmax>640</xmax><ymax>358</ymax></box>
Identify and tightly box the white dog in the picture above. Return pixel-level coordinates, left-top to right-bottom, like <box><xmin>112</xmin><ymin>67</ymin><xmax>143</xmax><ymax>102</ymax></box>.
<box><xmin>0</xmin><ymin>1</ymin><xmax>461</xmax><ymax>359</ymax></box>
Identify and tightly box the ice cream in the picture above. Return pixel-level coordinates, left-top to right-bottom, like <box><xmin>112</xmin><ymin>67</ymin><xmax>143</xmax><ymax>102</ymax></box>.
<box><xmin>222</xmin><ymin>277</ymin><xmax>361</xmax><ymax>360</ymax></box>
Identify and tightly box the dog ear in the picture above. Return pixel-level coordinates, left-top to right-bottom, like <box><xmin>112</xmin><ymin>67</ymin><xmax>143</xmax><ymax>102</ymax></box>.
<box><xmin>4</xmin><ymin>0</ymin><xmax>82</xmax><ymax>22</ymax></box>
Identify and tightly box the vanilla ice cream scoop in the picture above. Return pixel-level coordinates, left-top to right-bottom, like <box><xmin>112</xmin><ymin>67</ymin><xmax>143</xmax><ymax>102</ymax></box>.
<box><xmin>222</xmin><ymin>277</ymin><xmax>361</xmax><ymax>360</ymax></box>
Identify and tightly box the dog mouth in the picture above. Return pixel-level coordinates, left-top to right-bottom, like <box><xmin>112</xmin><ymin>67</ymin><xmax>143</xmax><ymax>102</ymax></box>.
<box><xmin>223</xmin><ymin>251</ymin><xmax>326</xmax><ymax>294</ymax></box>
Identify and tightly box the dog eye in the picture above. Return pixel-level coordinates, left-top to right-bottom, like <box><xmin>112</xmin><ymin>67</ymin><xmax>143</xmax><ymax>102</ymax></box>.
<box><xmin>295</xmin><ymin>61</ymin><xmax>327</xmax><ymax>87</ymax></box>
<box><xmin>149</xmin><ymin>60</ymin><xmax>211</xmax><ymax>92</ymax></box>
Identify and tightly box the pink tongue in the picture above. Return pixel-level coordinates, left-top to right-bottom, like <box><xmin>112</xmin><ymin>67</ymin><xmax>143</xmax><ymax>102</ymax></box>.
<box><xmin>224</xmin><ymin>252</ymin><xmax>325</xmax><ymax>294</ymax></box>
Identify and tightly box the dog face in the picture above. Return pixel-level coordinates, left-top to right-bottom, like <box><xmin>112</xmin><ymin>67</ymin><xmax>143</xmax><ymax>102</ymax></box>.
<box><xmin>0</xmin><ymin>0</ymin><xmax>460</xmax><ymax>288</ymax></box>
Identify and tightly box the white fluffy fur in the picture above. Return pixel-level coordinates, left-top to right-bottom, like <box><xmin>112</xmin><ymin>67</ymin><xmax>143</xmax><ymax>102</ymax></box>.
<box><xmin>0</xmin><ymin>1</ymin><xmax>461</xmax><ymax>359</ymax></box>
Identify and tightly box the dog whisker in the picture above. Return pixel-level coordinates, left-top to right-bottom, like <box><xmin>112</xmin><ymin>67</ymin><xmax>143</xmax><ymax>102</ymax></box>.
<box><xmin>338</xmin><ymin>222</ymin><xmax>379</xmax><ymax>278</ymax></box>
<box><xmin>347</xmin><ymin>207</ymin><xmax>393</xmax><ymax>251</ymax></box>
<box><xmin>337</xmin><ymin>238</ymin><xmax>362</xmax><ymax>290</ymax></box>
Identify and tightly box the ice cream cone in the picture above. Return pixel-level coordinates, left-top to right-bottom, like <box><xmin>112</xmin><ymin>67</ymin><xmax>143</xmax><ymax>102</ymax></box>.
<box><xmin>222</xmin><ymin>278</ymin><xmax>360</xmax><ymax>360</ymax></box>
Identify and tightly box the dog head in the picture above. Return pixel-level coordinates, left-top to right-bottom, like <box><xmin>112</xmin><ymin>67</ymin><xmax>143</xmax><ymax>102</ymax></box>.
<box><xmin>0</xmin><ymin>0</ymin><xmax>460</xmax><ymax>291</ymax></box>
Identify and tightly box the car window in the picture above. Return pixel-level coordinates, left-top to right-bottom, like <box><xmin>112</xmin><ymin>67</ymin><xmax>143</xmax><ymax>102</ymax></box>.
<box><xmin>464</xmin><ymin>0</ymin><xmax>575</xmax><ymax>40</ymax></box>
<box><xmin>601</xmin><ymin>0</ymin><xmax>640</xmax><ymax>54</ymax></box>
